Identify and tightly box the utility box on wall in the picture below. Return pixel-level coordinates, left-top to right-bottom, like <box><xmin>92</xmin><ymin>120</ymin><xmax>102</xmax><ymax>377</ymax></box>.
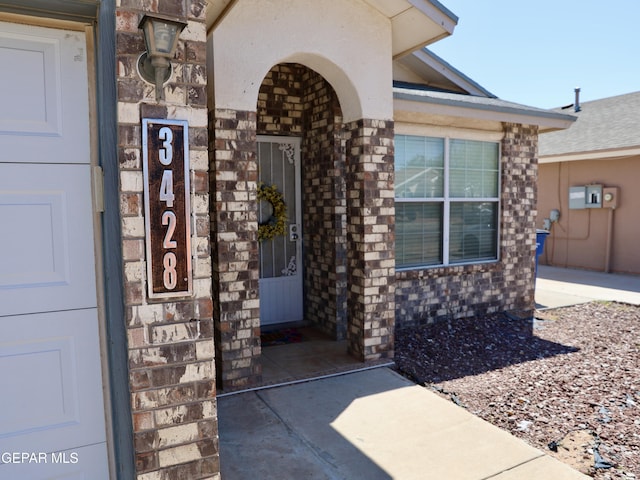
<box><xmin>585</xmin><ymin>185</ymin><xmax>602</xmax><ymax>208</ymax></box>
<box><xmin>569</xmin><ymin>186</ymin><xmax>586</xmax><ymax>209</ymax></box>
<box><xmin>569</xmin><ymin>185</ymin><xmax>603</xmax><ymax>209</ymax></box>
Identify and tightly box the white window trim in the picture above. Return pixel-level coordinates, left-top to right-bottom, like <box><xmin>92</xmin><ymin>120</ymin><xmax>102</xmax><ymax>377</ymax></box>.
<box><xmin>395</xmin><ymin>135</ymin><xmax>502</xmax><ymax>271</ymax></box>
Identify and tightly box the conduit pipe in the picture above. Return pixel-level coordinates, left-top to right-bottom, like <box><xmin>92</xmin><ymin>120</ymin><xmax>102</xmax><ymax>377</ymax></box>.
<box><xmin>604</xmin><ymin>207</ymin><xmax>615</xmax><ymax>273</ymax></box>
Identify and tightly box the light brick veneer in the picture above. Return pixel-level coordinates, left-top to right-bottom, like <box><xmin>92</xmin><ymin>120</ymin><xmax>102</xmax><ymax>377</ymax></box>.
<box><xmin>209</xmin><ymin>108</ymin><xmax>261</xmax><ymax>390</ymax></box>
<box><xmin>345</xmin><ymin>119</ymin><xmax>396</xmax><ymax>360</ymax></box>
<box><xmin>116</xmin><ymin>1</ymin><xmax>220</xmax><ymax>478</ymax></box>
<box><xmin>299</xmin><ymin>68</ymin><xmax>349</xmax><ymax>340</ymax></box>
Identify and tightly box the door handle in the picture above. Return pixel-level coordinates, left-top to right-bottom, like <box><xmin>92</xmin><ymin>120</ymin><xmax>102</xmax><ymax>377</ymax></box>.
<box><xmin>289</xmin><ymin>224</ymin><xmax>299</xmax><ymax>242</ymax></box>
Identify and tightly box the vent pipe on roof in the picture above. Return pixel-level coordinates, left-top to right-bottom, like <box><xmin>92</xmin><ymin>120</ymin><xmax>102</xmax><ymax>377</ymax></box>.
<box><xmin>574</xmin><ymin>87</ymin><xmax>581</xmax><ymax>112</ymax></box>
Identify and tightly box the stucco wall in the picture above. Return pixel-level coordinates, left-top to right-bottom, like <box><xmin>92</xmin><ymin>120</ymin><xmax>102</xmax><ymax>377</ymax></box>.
<box><xmin>538</xmin><ymin>156</ymin><xmax>640</xmax><ymax>274</ymax></box>
<box><xmin>209</xmin><ymin>0</ymin><xmax>393</xmax><ymax>123</ymax></box>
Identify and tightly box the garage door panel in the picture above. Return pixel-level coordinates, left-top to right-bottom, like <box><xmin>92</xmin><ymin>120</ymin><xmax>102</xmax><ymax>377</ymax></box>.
<box><xmin>0</xmin><ymin>34</ymin><xmax>60</xmax><ymax>136</ymax></box>
<box><xmin>0</xmin><ymin>163</ymin><xmax>97</xmax><ymax>317</ymax></box>
<box><xmin>0</xmin><ymin>22</ymin><xmax>89</xmax><ymax>163</ymax></box>
<box><xmin>0</xmin><ymin>191</ymin><xmax>69</xmax><ymax>288</ymax></box>
<box><xmin>1</xmin><ymin>337</ymin><xmax>79</xmax><ymax>438</ymax></box>
<box><xmin>0</xmin><ymin>309</ymin><xmax>106</xmax><ymax>454</ymax></box>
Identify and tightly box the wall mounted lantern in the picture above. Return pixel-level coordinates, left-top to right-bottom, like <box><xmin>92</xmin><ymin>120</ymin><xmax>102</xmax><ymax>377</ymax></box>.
<box><xmin>137</xmin><ymin>13</ymin><xmax>187</xmax><ymax>101</ymax></box>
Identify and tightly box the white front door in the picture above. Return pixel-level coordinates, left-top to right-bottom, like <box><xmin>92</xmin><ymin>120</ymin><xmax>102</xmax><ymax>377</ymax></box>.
<box><xmin>258</xmin><ymin>137</ymin><xmax>304</xmax><ymax>326</ymax></box>
<box><xmin>0</xmin><ymin>21</ymin><xmax>109</xmax><ymax>478</ymax></box>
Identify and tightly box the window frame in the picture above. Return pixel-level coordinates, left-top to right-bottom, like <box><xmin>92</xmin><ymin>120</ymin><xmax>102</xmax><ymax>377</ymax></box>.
<box><xmin>395</xmin><ymin>134</ymin><xmax>502</xmax><ymax>271</ymax></box>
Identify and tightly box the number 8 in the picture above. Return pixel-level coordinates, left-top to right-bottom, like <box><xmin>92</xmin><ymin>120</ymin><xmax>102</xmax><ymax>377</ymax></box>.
<box><xmin>163</xmin><ymin>252</ymin><xmax>177</xmax><ymax>289</ymax></box>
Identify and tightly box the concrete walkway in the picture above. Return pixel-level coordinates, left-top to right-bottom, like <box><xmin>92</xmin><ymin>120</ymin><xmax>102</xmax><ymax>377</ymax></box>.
<box><xmin>217</xmin><ymin>266</ymin><xmax>640</xmax><ymax>479</ymax></box>
<box><xmin>218</xmin><ymin>368</ymin><xmax>587</xmax><ymax>479</ymax></box>
<box><xmin>536</xmin><ymin>265</ymin><xmax>640</xmax><ymax>309</ymax></box>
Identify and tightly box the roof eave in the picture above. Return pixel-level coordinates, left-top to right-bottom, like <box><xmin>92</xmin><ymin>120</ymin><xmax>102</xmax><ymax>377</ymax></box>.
<box><xmin>393</xmin><ymin>92</ymin><xmax>577</xmax><ymax>132</ymax></box>
<box><xmin>539</xmin><ymin>146</ymin><xmax>640</xmax><ymax>163</ymax></box>
<box><xmin>390</xmin><ymin>0</ymin><xmax>458</xmax><ymax>58</ymax></box>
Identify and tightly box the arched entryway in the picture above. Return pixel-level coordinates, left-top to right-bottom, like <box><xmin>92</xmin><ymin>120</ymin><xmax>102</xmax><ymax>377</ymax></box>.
<box><xmin>256</xmin><ymin>64</ymin><xmax>347</xmax><ymax>337</ymax></box>
<box><xmin>210</xmin><ymin>60</ymin><xmax>396</xmax><ymax>391</ymax></box>
<box><xmin>254</xmin><ymin>64</ymin><xmax>351</xmax><ymax>382</ymax></box>
<box><xmin>208</xmin><ymin>0</ymin><xmax>397</xmax><ymax>391</ymax></box>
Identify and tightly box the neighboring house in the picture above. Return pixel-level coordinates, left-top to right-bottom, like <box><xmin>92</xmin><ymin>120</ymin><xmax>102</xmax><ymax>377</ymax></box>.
<box><xmin>538</xmin><ymin>91</ymin><xmax>640</xmax><ymax>274</ymax></box>
<box><xmin>0</xmin><ymin>1</ymin><xmax>574</xmax><ymax>478</ymax></box>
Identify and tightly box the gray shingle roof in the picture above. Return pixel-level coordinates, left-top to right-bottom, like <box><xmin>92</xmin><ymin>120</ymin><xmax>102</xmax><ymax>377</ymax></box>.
<box><xmin>539</xmin><ymin>91</ymin><xmax>640</xmax><ymax>157</ymax></box>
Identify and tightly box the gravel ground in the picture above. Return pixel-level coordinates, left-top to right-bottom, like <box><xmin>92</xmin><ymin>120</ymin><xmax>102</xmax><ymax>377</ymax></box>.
<box><xmin>394</xmin><ymin>302</ymin><xmax>640</xmax><ymax>479</ymax></box>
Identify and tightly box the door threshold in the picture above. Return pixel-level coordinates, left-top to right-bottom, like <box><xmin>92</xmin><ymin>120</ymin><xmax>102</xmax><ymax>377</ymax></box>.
<box><xmin>217</xmin><ymin>360</ymin><xmax>395</xmax><ymax>398</ymax></box>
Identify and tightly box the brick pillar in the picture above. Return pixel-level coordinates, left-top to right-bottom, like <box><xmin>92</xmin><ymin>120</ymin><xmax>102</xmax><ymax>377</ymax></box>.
<box><xmin>210</xmin><ymin>108</ymin><xmax>262</xmax><ymax>390</ymax></box>
<box><xmin>116</xmin><ymin>3</ymin><xmax>220</xmax><ymax>478</ymax></box>
<box><xmin>502</xmin><ymin>122</ymin><xmax>539</xmax><ymax>310</ymax></box>
<box><xmin>345</xmin><ymin>119</ymin><xmax>396</xmax><ymax>361</ymax></box>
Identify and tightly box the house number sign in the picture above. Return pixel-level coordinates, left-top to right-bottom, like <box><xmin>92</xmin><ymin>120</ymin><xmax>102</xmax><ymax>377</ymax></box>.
<box><xmin>142</xmin><ymin>118</ymin><xmax>192</xmax><ymax>298</ymax></box>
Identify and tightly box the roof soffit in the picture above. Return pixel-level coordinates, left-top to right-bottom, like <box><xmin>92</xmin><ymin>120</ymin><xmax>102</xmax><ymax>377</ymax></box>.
<box><xmin>395</xmin><ymin>49</ymin><xmax>495</xmax><ymax>97</ymax></box>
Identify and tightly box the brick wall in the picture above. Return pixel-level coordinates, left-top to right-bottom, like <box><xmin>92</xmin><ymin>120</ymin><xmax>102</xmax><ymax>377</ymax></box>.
<box><xmin>345</xmin><ymin>119</ymin><xmax>396</xmax><ymax>360</ymax></box>
<box><xmin>395</xmin><ymin>123</ymin><xmax>538</xmax><ymax>328</ymax></box>
<box><xmin>116</xmin><ymin>2</ymin><xmax>220</xmax><ymax>479</ymax></box>
<box><xmin>257</xmin><ymin>64</ymin><xmax>304</xmax><ymax>135</ymax></box>
<box><xmin>209</xmin><ymin>108</ymin><xmax>261</xmax><ymax>391</ymax></box>
<box><xmin>300</xmin><ymin>68</ymin><xmax>349</xmax><ymax>339</ymax></box>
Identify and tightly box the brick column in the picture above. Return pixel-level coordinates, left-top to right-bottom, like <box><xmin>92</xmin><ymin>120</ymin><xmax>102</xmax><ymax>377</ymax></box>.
<box><xmin>116</xmin><ymin>4</ymin><xmax>220</xmax><ymax>479</ymax></box>
<box><xmin>210</xmin><ymin>108</ymin><xmax>262</xmax><ymax>390</ymax></box>
<box><xmin>501</xmin><ymin>122</ymin><xmax>539</xmax><ymax>310</ymax></box>
<box><xmin>345</xmin><ymin>119</ymin><xmax>395</xmax><ymax>361</ymax></box>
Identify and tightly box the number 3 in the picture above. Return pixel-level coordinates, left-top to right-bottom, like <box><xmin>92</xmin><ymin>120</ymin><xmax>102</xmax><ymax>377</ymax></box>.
<box><xmin>159</xmin><ymin>127</ymin><xmax>173</xmax><ymax>165</ymax></box>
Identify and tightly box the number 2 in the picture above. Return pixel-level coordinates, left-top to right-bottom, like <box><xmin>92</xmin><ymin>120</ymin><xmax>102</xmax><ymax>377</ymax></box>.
<box><xmin>162</xmin><ymin>211</ymin><xmax>177</xmax><ymax>248</ymax></box>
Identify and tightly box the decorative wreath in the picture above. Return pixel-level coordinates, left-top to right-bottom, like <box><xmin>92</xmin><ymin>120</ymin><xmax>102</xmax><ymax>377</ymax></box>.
<box><xmin>257</xmin><ymin>182</ymin><xmax>288</xmax><ymax>241</ymax></box>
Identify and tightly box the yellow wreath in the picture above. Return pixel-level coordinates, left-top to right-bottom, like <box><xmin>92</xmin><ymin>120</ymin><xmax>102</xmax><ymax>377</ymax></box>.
<box><xmin>257</xmin><ymin>183</ymin><xmax>288</xmax><ymax>241</ymax></box>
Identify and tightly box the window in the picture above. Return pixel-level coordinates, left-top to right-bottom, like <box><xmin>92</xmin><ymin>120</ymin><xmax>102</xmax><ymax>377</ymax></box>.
<box><xmin>395</xmin><ymin>135</ymin><xmax>500</xmax><ymax>269</ymax></box>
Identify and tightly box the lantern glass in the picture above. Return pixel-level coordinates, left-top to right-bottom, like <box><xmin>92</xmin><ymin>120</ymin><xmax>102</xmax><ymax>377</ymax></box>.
<box><xmin>137</xmin><ymin>14</ymin><xmax>187</xmax><ymax>100</ymax></box>
<box><xmin>153</xmin><ymin>22</ymin><xmax>178</xmax><ymax>54</ymax></box>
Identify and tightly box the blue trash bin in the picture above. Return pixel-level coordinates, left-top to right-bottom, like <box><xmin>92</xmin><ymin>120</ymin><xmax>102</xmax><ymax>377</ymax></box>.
<box><xmin>535</xmin><ymin>229</ymin><xmax>549</xmax><ymax>284</ymax></box>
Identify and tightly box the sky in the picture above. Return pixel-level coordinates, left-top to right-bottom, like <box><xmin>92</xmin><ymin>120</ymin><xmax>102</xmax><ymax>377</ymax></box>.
<box><xmin>428</xmin><ymin>0</ymin><xmax>640</xmax><ymax>109</ymax></box>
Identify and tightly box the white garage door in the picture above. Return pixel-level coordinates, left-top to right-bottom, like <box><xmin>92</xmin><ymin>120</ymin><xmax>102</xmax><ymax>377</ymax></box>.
<box><xmin>0</xmin><ymin>21</ymin><xmax>109</xmax><ymax>478</ymax></box>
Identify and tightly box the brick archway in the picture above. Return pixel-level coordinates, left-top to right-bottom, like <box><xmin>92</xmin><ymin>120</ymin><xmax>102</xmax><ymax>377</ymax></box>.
<box><xmin>210</xmin><ymin>64</ymin><xmax>395</xmax><ymax>391</ymax></box>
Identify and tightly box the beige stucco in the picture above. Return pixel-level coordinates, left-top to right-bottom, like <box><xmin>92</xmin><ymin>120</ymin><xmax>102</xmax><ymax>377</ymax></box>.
<box><xmin>538</xmin><ymin>156</ymin><xmax>640</xmax><ymax>274</ymax></box>
<box><xmin>209</xmin><ymin>0</ymin><xmax>393</xmax><ymax>122</ymax></box>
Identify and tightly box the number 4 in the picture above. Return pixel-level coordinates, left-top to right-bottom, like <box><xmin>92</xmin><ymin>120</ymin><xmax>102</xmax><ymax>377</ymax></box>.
<box><xmin>159</xmin><ymin>170</ymin><xmax>175</xmax><ymax>207</ymax></box>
